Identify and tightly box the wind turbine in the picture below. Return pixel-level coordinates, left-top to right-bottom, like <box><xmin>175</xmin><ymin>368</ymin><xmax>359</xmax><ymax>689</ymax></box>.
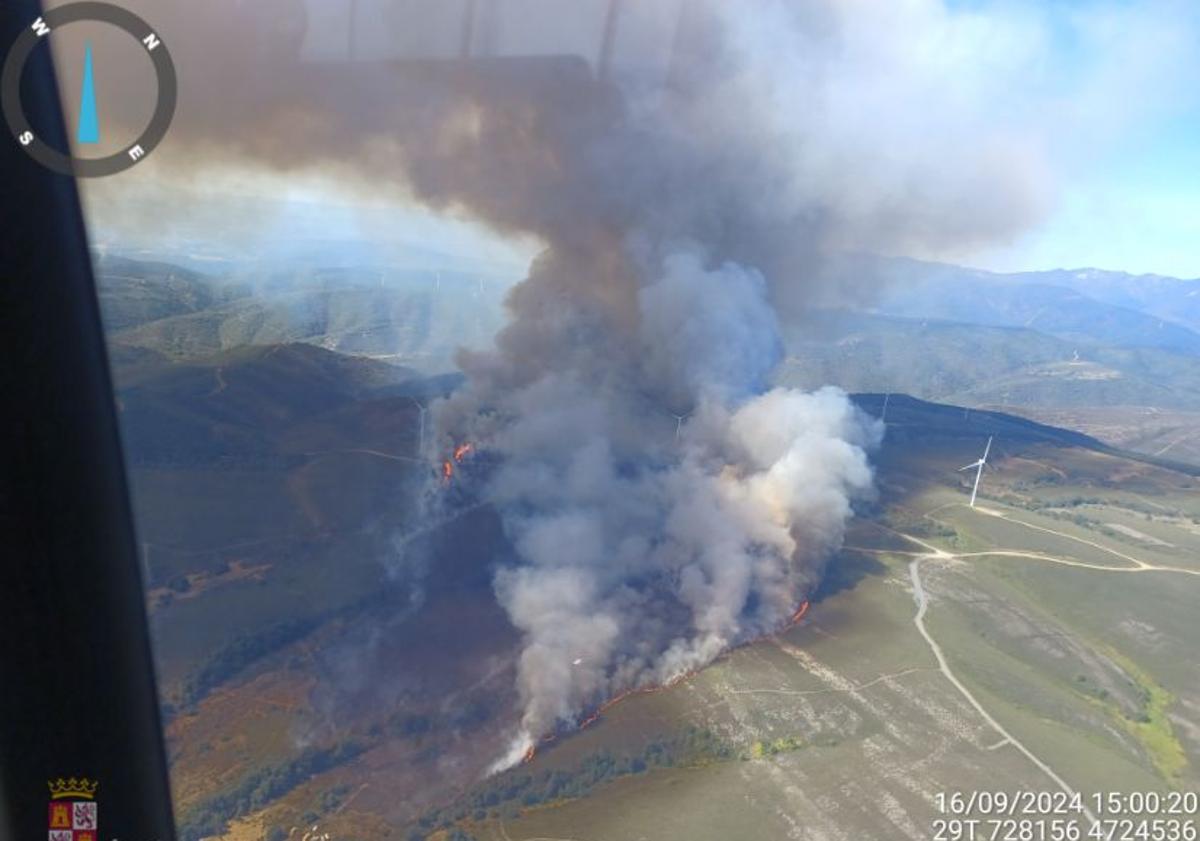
<box><xmin>410</xmin><ymin>398</ymin><xmax>428</xmax><ymax>458</ymax></box>
<box><xmin>959</xmin><ymin>435</ymin><xmax>993</xmax><ymax>508</ymax></box>
<box><xmin>669</xmin><ymin>410</ymin><xmax>691</xmax><ymax>442</ymax></box>
<box><xmin>881</xmin><ymin>392</ymin><xmax>890</xmax><ymax>423</ymax></box>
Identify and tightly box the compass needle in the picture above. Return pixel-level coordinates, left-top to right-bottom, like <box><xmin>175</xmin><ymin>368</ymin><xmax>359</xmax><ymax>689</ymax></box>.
<box><xmin>3</xmin><ymin>2</ymin><xmax>175</xmax><ymax>176</ymax></box>
<box><xmin>77</xmin><ymin>41</ymin><xmax>99</xmax><ymax>145</ymax></box>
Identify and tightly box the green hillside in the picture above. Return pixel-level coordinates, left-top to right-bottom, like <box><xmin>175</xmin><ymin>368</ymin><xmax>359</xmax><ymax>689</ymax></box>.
<box><xmin>96</xmin><ymin>253</ymin><xmax>1200</xmax><ymax>426</ymax></box>
<box><xmin>96</xmin><ymin>256</ymin><xmax>510</xmax><ymax>371</ymax></box>
<box><xmin>95</xmin><ymin>253</ymin><xmax>251</xmax><ymax>331</ymax></box>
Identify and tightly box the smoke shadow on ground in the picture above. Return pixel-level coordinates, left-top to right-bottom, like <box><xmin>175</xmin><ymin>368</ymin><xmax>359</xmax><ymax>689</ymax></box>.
<box><xmin>810</xmin><ymin>549</ymin><xmax>888</xmax><ymax>603</ymax></box>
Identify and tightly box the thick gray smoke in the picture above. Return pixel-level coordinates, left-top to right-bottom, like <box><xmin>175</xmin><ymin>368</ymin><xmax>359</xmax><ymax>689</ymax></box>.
<box><xmin>419</xmin><ymin>1</ymin><xmax>1044</xmax><ymax>767</ymax></box>
<box><xmin>439</xmin><ymin>245</ymin><xmax>881</xmax><ymax>767</ymax></box>
<box><xmin>65</xmin><ymin>0</ymin><xmax>1197</xmax><ymax>771</ymax></box>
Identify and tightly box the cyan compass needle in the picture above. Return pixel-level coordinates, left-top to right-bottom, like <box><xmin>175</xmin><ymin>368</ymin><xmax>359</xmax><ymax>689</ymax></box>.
<box><xmin>77</xmin><ymin>41</ymin><xmax>99</xmax><ymax>144</ymax></box>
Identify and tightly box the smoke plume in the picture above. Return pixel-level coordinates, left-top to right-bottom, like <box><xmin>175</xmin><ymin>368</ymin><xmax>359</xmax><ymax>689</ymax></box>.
<box><xmin>65</xmin><ymin>0</ymin><xmax>1198</xmax><ymax>770</ymax></box>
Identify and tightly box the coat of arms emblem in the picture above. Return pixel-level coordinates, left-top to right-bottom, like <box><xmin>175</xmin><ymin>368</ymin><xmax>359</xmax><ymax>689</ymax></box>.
<box><xmin>47</xmin><ymin>777</ymin><xmax>98</xmax><ymax>841</ymax></box>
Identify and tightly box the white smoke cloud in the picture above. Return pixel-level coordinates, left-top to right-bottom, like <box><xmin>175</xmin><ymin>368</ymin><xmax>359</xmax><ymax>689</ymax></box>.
<box><xmin>69</xmin><ymin>0</ymin><xmax>1199</xmax><ymax>772</ymax></box>
<box><xmin>425</xmin><ymin>0</ymin><xmax>1149</xmax><ymax>769</ymax></box>
<box><xmin>441</xmin><ymin>245</ymin><xmax>883</xmax><ymax>770</ymax></box>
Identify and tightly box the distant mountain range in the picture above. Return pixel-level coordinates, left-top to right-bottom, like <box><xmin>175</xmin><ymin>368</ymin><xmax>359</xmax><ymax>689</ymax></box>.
<box><xmin>94</xmin><ymin>249</ymin><xmax>1200</xmax><ymax>464</ymax></box>
<box><xmin>839</xmin><ymin>255</ymin><xmax>1200</xmax><ymax>354</ymax></box>
<box><xmin>95</xmin><ymin>252</ymin><xmax>510</xmax><ymax>370</ymax></box>
<box><xmin>779</xmin><ymin>310</ymin><xmax>1200</xmax><ymax>411</ymax></box>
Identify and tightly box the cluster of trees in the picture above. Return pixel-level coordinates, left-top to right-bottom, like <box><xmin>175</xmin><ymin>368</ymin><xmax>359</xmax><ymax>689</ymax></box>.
<box><xmin>178</xmin><ymin>615</ymin><xmax>324</xmax><ymax>708</ymax></box>
<box><xmin>882</xmin><ymin>512</ymin><xmax>958</xmax><ymax>542</ymax></box>
<box><xmin>1025</xmin><ymin>471</ymin><xmax>1066</xmax><ymax>487</ymax></box>
<box><xmin>1011</xmin><ymin>492</ymin><xmax>1196</xmax><ymax>524</ymax></box>
<box><xmin>318</xmin><ymin>783</ymin><xmax>352</xmax><ymax>812</ymax></box>
<box><xmin>177</xmin><ymin>740</ymin><xmax>366</xmax><ymax>841</ymax></box>
<box><xmin>174</xmin><ymin>586</ymin><xmax>400</xmax><ymax>715</ymax></box>
<box><xmin>1014</xmin><ymin>493</ymin><xmax>1106</xmax><ymax>510</ymax></box>
<box><xmin>746</xmin><ymin>735</ymin><xmax>805</xmax><ymax>759</ymax></box>
<box><xmin>407</xmin><ymin>727</ymin><xmax>734</xmax><ymax>839</ymax></box>
<box><xmin>1074</xmin><ymin>673</ymin><xmax>1112</xmax><ymax>703</ymax></box>
<box><xmin>1034</xmin><ymin>508</ymin><xmax>1112</xmax><ymax>532</ymax></box>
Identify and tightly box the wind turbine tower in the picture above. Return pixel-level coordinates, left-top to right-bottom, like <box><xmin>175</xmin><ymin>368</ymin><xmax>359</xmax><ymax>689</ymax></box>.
<box><xmin>411</xmin><ymin>398</ymin><xmax>428</xmax><ymax>459</ymax></box>
<box><xmin>670</xmin><ymin>411</ymin><xmax>691</xmax><ymax>442</ymax></box>
<box><xmin>881</xmin><ymin>392</ymin><xmax>890</xmax><ymax>423</ymax></box>
<box><xmin>959</xmin><ymin>435</ymin><xmax>993</xmax><ymax>508</ymax></box>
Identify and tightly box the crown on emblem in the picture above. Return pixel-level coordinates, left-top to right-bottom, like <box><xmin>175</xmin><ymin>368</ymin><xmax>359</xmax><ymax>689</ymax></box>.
<box><xmin>47</xmin><ymin>777</ymin><xmax>98</xmax><ymax>799</ymax></box>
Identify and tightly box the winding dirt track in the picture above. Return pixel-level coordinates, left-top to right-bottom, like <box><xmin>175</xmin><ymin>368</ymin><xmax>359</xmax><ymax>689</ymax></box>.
<box><xmin>303</xmin><ymin>448</ymin><xmax>426</xmax><ymax>464</ymax></box>
<box><xmin>870</xmin><ymin>498</ymin><xmax>1200</xmax><ymax>824</ymax></box>
<box><xmin>907</xmin><ymin>549</ymin><xmax>1098</xmax><ymax>824</ymax></box>
<box><xmin>487</xmin><ymin>495</ymin><xmax>1189</xmax><ymax>839</ymax></box>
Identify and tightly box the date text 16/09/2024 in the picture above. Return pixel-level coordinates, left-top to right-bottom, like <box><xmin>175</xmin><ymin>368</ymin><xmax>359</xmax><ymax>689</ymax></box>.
<box><xmin>932</xmin><ymin>791</ymin><xmax>1198</xmax><ymax>841</ymax></box>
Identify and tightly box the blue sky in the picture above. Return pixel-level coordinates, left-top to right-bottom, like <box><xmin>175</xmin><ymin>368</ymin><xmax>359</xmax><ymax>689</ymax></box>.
<box><xmin>986</xmin><ymin>107</ymin><xmax>1200</xmax><ymax>278</ymax></box>
<box><xmin>970</xmin><ymin>0</ymin><xmax>1200</xmax><ymax>278</ymax></box>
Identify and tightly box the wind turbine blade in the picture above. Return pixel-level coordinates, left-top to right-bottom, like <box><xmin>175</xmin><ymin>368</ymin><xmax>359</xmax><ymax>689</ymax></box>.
<box><xmin>970</xmin><ymin>463</ymin><xmax>983</xmax><ymax>507</ymax></box>
<box><xmin>959</xmin><ymin>461</ymin><xmax>980</xmax><ymax>471</ymax></box>
<box><xmin>981</xmin><ymin>435</ymin><xmax>993</xmax><ymax>462</ymax></box>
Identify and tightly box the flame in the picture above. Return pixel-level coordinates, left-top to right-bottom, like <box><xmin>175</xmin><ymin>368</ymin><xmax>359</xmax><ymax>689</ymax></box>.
<box><xmin>578</xmin><ymin>689</ymin><xmax>632</xmax><ymax>731</ymax></box>
<box><xmin>518</xmin><ymin>600</ymin><xmax>812</xmax><ymax>766</ymax></box>
<box><xmin>577</xmin><ymin>669</ymin><xmax>698</xmax><ymax>731</ymax></box>
<box><xmin>521</xmin><ymin>669</ymin><xmax>700</xmax><ymax>765</ymax></box>
<box><xmin>440</xmin><ymin>442</ymin><xmax>476</xmax><ymax>485</ymax></box>
<box><xmin>441</xmin><ymin>442</ymin><xmax>476</xmax><ymax>486</ymax></box>
<box><xmin>787</xmin><ymin>599</ymin><xmax>810</xmax><ymax>628</ymax></box>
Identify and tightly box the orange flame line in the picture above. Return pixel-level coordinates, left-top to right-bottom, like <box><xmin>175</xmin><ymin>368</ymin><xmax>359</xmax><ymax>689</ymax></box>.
<box><xmin>787</xmin><ymin>599</ymin><xmax>810</xmax><ymax>627</ymax></box>
<box><xmin>441</xmin><ymin>442</ymin><xmax>476</xmax><ymax>487</ymax></box>
<box><xmin>520</xmin><ymin>600</ymin><xmax>811</xmax><ymax>766</ymax></box>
